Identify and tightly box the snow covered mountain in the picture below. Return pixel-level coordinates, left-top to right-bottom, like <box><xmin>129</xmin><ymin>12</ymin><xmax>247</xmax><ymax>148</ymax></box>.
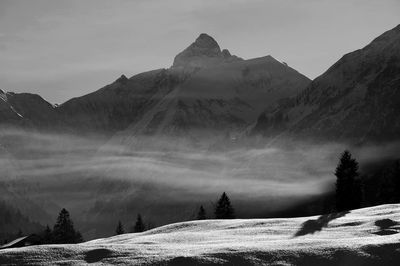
<box><xmin>1</xmin><ymin>204</ymin><xmax>399</xmax><ymax>265</ymax></box>
<box><xmin>253</xmin><ymin>24</ymin><xmax>400</xmax><ymax>144</ymax></box>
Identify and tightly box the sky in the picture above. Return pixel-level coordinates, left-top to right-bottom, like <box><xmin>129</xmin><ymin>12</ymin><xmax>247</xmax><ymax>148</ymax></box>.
<box><xmin>0</xmin><ymin>0</ymin><xmax>399</xmax><ymax>104</ymax></box>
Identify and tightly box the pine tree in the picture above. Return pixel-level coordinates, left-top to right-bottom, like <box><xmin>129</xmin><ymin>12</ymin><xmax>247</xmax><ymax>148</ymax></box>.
<box><xmin>197</xmin><ymin>205</ymin><xmax>206</xmax><ymax>220</ymax></box>
<box><xmin>133</xmin><ymin>214</ymin><xmax>145</xmax><ymax>233</ymax></box>
<box><xmin>214</xmin><ymin>192</ymin><xmax>235</xmax><ymax>219</ymax></box>
<box><xmin>394</xmin><ymin>161</ymin><xmax>400</xmax><ymax>202</ymax></box>
<box><xmin>52</xmin><ymin>208</ymin><xmax>83</xmax><ymax>244</ymax></box>
<box><xmin>43</xmin><ymin>225</ymin><xmax>53</xmax><ymax>244</ymax></box>
<box><xmin>115</xmin><ymin>221</ymin><xmax>124</xmax><ymax>235</ymax></box>
<box><xmin>335</xmin><ymin>150</ymin><xmax>362</xmax><ymax>211</ymax></box>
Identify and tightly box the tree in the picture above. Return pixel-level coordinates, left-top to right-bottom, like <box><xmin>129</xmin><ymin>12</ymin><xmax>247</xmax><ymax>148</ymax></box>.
<box><xmin>214</xmin><ymin>192</ymin><xmax>235</xmax><ymax>219</ymax></box>
<box><xmin>16</xmin><ymin>229</ymin><xmax>23</xmax><ymax>237</ymax></box>
<box><xmin>393</xmin><ymin>161</ymin><xmax>400</xmax><ymax>202</ymax></box>
<box><xmin>197</xmin><ymin>205</ymin><xmax>206</xmax><ymax>220</ymax></box>
<box><xmin>335</xmin><ymin>150</ymin><xmax>362</xmax><ymax>211</ymax></box>
<box><xmin>42</xmin><ymin>225</ymin><xmax>53</xmax><ymax>244</ymax></box>
<box><xmin>115</xmin><ymin>221</ymin><xmax>124</xmax><ymax>235</ymax></box>
<box><xmin>52</xmin><ymin>208</ymin><xmax>83</xmax><ymax>244</ymax></box>
<box><xmin>133</xmin><ymin>214</ymin><xmax>145</xmax><ymax>233</ymax></box>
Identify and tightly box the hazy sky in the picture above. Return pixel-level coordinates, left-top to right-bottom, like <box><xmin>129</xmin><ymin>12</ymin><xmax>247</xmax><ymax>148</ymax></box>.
<box><xmin>0</xmin><ymin>0</ymin><xmax>399</xmax><ymax>103</ymax></box>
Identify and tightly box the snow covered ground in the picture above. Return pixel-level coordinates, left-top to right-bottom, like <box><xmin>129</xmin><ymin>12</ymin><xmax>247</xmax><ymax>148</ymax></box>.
<box><xmin>1</xmin><ymin>204</ymin><xmax>400</xmax><ymax>265</ymax></box>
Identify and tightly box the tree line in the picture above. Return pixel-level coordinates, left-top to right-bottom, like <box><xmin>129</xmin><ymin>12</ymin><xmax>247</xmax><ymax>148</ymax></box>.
<box><xmin>114</xmin><ymin>192</ymin><xmax>236</xmax><ymax>236</ymax></box>
<box><xmin>5</xmin><ymin>149</ymin><xmax>399</xmax><ymax>244</ymax></box>
<box><xmin>115</xmin><ymin>214</ymin><xmax>146</xmax><ymax>235</ymax></box>
<box><xmin>334</xmin><ymin>150</ymin><xmax>400</xmax><ymax>212</ymax></box>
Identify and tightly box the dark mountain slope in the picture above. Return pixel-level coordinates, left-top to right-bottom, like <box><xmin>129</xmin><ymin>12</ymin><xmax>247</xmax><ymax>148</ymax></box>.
<box><xmin>105</xmin><ymin>35</ymin><xmax>310</xmax><ymax>148</ymax></box>
<box><xmin>253</xmin><ymin>24</ymin><xmax>400</xmax><ymax>143</ymax></box>
<box><xmin>57</xmin><ymin>69</ymin><xmax>188</xmax><ymax>135</ymax></box>
<box><xmin>0</xmin><ymin>90</ymin><xmax>59</xmax><ymax>129</ymax></box>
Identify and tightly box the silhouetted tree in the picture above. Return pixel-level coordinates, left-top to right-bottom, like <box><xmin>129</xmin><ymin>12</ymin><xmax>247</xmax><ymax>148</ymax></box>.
<box><xmin>394</xmin><ymin>161</ymin><xmax>400</xmax><ymax>202</ymax></box>
<box><xmin>115</xmin><ymin>221</ymin><xmax>124</xmax><ymax>235</ymax></box>
<box><xmin>335</xmin><ymin>150</ymin><xmax>362</xmax><ymax>211</ymax></box>
<box><xmin>133</xmin><ymin>214</ymin><xmax>145</xmax><ymax>233</ymax></box>
<box><xmin>197</xmin><ymin>205</ymin><xmax>206</xmax><ymax>220</ymax></box>
<box><xmin>42</xmin><ymin>225</ymin><xmax>53</xmax><ymax>244</ymax></box>
<box><xmin>214</xmin><ymin>192</ymin><xmax>235</xmax><ymax>219</ymax></box>
<box><xmin>370</xmin><ymin>160</ymin><xmax>400</xmax><ymax>204</ymax></box>
<box><xmin>52</xmin><ymin>208</ymin><xmax>83</xmax><ymax>244</ymax></box>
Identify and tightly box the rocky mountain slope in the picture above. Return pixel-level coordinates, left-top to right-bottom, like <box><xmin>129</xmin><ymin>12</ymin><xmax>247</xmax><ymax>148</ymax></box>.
<box><xmin>1</xmin><ymin>204</ymin><xmax>399</xmax><ymax>265</ymax></box>
<box><xmin>0</xmin><ymin>90</ymin><xmax>60</xmax><ymax>129</ymax></box>
<box><xmin>1</xmin><ymin>33</ymin><xmax>310</xmax><ymax>143</ymax></box>
<box><xmin>103</xmin><ymin>34</ymin><xmax>310</xmax><ymax>148</ymax></box>
<box><xmin>253</xmin><ymin>24</ymin><xmax>400</xmax><ymax>144</ymax></box>
<box><xmin>172</xmin><ymin>33</ymin><xmax>242</xmax><ymax>69</ymax></box>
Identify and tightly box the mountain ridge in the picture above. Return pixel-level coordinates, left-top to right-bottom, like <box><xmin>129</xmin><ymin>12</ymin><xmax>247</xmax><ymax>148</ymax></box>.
<box><xmin>1</xmin><ymin>33</ymin><xmax>311</xmax><ymax>145</ymax></box>
<box><xmin>252</xmin><ymin>23</ymin><xmax>400</xmax><ymax>144</ymax></box>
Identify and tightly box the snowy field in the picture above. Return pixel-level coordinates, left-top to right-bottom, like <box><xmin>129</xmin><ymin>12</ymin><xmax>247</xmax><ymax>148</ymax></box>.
<box><xmin>1</xmin><ymin>204</ymin><xmax>400</xmax><ymax>265</ymax></box>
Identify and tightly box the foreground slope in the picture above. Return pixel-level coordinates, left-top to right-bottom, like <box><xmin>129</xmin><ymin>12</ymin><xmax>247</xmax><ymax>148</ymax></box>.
<box><xmin>253</xmin><ymin>24</ymin><xmax>400</xmax><ymax>143</ymax></box>
<box><xmin>1</xmin><ymin>204</ymin><xmax>400</xmax><ymax>265</ymax></box>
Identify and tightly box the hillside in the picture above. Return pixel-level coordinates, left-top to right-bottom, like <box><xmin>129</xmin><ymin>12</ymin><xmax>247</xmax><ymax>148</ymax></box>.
<box><xmin>0</xmin><ymin>204</ymin><xmax>399</xmax><ymax>265</ymax></box>
<box><xmin>253</xmin><ymin>24</ymin><xmax>400</xmax><ymax>144</ymax></box>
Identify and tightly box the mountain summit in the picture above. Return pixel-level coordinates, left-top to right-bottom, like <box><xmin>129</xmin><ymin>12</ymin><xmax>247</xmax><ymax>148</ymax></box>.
<box><xmin>172</xmin><ymin>33</ymin><xmax>241</xmax><ymax>69</ymax></box>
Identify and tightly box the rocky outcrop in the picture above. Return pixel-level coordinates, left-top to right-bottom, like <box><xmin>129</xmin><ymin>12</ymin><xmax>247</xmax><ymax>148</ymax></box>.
<box><xmin>172</xmin><ymin>33</ymin><xmax>242</xmax><ymax>69</ymax></box>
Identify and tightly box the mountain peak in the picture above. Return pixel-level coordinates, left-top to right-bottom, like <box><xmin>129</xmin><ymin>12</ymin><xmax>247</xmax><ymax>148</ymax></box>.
<box><xmin>193</xmin><ymin>33</ymin><xmax>221</xmax><ymax>53</ymax></box>
<box><xmin>116</xmin><ymin>74</ymin><xmax>128</xmax><ymax>84</ymax></box>
<box><xmin>172</xmin><ymin>33</ymin><xmax>240</xmax><ymax>69</ymax></box>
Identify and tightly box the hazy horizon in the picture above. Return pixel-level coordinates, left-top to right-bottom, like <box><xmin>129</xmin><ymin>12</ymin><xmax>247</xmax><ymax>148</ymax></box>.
<box><xmin>0</xmin><ymin>0</ymin><xmax>399</xmax><ymax>103</ymax></box>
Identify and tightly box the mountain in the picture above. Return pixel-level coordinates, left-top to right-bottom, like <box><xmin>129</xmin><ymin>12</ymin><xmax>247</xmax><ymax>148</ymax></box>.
<box><xmin>101</xmin><ymin>34</ymin><xmax>310</xmax><ymax>148</ymax></box>
<box><xmin>0</xmin><ymin>33</ymin><xmax>309</xmax><ymax>143</ymax></box>
<box><xmin>172</xmin><ymin>33</ymin><xmax>242</xmax><ymax>69</ymax></box>
<box><xmin>0</xmin><ymin>89</ymin><xmax>62</xmax><ymax>130</ymax></box>
<box><xmin>0</xmin><ymin>34</ymin><xmax>311</xmax><ymax>239</ymax></box>
<box><xmin>57</xmin><ymin>69</ymin><xmax>188</xmax><ymax>135</ymax></box>
<box><xmin>253</xmin><ymin>24</ymin><xmax>400</xmax><ymax>144</ymax></box>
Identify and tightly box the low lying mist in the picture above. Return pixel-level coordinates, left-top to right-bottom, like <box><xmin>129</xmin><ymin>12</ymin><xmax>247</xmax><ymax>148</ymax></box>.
<box><xmin>1</xmin><ymin>127</ymin><xmax>399</xmax><ymax>237</ymax></box>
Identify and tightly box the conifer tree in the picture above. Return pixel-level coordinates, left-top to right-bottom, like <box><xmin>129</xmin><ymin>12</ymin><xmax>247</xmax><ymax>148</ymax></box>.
<box><xmin>214</xmin><ymin>192</ymin><xmax>235</xmax><ymax>219</ymax></box>
<box><xmin>43</xmin><ymin>225</ymin><xmax>53</xmax><ymax>244</ymax></box>
<box><xmin>133</xmin><ymin>214</ymin><xmax>145</xmax><ymax>233</ymax></box>
<box><xmin>115</xmin><ymin>221</ymin><xmax>124</xmax><ymax>235</ymax></box>
<box><xmin>335</xmin><ymin>150</ymin><xmax>362</xmax><ymax>211</ymax></box>
<box><xmin>52</xmin><ymin>208</ymin><xmax>83</xmax><ymax>244</ymax></box>
<box><xmin>197</xmin><ymin>205</ymin><xmax>206</xmax><ymax>220</ymax></box>
<box><xmin>392</xmin><ymin>161</ymin><xmax>400</xmax><ymax>203</ymax></box>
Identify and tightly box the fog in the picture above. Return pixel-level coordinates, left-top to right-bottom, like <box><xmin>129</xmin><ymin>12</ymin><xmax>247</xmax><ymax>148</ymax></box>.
<box><xmin>1</xmin><ymin>128</ymin><xmax>399</xmax><ymax>237</ymax></box>
<box><xmin>1</xmin><ymin>129</ymin><xmax>336</xmax><ymax>196</ymax></box>
<box><xmin>2</xmin><ymin>128</ymin><xmax>400</xmax><ymax>198</ymax></box>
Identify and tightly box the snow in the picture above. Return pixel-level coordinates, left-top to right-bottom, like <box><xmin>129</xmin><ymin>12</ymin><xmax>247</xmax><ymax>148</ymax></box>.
<box><xmin>1</xmin><ymin>204</ymin><xmax>400</xmax><ymax>265</ymax></box>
